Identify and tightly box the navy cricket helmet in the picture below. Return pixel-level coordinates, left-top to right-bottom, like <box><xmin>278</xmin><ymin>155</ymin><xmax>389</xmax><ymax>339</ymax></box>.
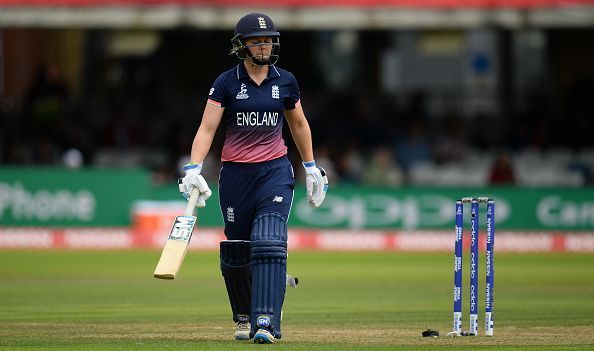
<box><xmin>231</xmin><ymin>13</ymin><xmax>280</xmax><ymax>66</ymax></box>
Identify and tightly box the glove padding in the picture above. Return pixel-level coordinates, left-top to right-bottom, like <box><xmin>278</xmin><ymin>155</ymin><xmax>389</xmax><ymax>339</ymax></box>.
<box><xmin>303</xmin><ymin>161</ymin><xmax>328</xmax><ymax>208</ymax></box>
<box><xmin>179</xmin><ymin>163</ymin><xmax>212</xmax><ymax>208</ymax></box>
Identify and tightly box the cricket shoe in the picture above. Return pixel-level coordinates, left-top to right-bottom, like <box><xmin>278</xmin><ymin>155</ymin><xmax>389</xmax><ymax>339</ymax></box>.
<box><xmin>234</xmin><ymin>321</ymin><xmax>251</xmax><ymax>340</ymax></box>
<box><xmin>253</xmin><ymin>328</ymin><xmax>275</xmax><ymax>344</ymax></box>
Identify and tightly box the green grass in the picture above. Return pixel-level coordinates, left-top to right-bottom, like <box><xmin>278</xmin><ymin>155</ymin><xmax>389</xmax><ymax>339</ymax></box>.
<box><xmin>0</xmin><ymin>250</ymin><xmax>593</xmax><ymax>350</ymax></box>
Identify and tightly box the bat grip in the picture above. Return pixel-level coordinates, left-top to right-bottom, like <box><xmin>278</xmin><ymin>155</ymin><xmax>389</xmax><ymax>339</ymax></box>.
<box><xmin>184</xmin><ymin>188</ymin><xmax>200</xmax><ymax>215</ymax></box>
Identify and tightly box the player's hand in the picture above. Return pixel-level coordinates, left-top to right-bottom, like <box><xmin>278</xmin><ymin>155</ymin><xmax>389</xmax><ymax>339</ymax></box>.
<box><xmin>303</xmin><ymin>161</ymin><xmax>328</xmax><ymax>208</ymax></box>
<box><xmin>179</xmin><ymin>163</ymin><xmax>212</xmax><ymax>208</ymax></box>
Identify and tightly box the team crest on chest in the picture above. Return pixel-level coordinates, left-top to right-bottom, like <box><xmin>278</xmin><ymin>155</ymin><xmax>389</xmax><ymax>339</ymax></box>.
<box><xmin>236</xmin><ymin>83</ymin><xmax>249</xmax><ymax>100</ymax></box>
<box><xmin>272</xmin><ymin>85</ymin><xmax>279</xmax><ymax>99</ymax></box>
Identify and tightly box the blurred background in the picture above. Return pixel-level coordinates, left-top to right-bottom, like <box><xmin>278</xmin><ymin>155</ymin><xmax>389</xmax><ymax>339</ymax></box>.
<box><xmin>1</xmin><ymin>0</ymin><xmax>594</xmax><ymax>252</ymax></box>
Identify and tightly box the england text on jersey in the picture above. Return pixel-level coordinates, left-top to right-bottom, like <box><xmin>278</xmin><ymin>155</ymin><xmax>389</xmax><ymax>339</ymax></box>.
<box><xmin>236</xmin><ymin>112</ymin><xmax>279</xmax><ymax>127</ymax></box>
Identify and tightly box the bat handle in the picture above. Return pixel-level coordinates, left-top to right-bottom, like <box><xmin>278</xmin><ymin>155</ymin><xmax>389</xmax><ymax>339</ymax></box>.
<box><xmin>185</xmin><ymin>188</ymin><xmax>200</xmax><ymax>215</ymax></box>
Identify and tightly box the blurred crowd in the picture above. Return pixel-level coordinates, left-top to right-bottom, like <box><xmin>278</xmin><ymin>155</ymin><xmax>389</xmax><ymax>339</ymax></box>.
<box><xmin>1</xmin><ymin>63</ymin><xmax>594</xmax><ymax>187</ymax></box>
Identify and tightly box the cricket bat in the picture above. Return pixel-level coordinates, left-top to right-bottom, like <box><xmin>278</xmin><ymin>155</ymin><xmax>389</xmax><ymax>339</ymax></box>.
<box><xmin>153</xmin><ymin>188</ymin><xmax>200</xmax><ymax>280</ymax></box>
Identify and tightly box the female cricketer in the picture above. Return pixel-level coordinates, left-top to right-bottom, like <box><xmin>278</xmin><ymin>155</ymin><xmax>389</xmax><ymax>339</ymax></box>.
<box><xmin>179</xmin><ymin>13</ymin><xmax>328</xmax><ymax>344</ymax></box>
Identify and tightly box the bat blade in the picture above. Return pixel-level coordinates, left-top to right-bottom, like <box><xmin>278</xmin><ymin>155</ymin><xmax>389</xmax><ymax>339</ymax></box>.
<box><xmin>154</xmin><ymin>214</ymin><xmax>197</xmax><ymax>279</ymax></box>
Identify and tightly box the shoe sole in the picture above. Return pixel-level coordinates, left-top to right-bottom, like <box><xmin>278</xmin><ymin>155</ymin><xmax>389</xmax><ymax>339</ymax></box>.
<box><xmin>253</xmin><ymin>335</ymin><xmax>274</xmax><ymax>344</ymax></box>
<box><xmin>253</xmin><ymin>331</ymin><xmax>274</xmax><ymax>344</ymax></box>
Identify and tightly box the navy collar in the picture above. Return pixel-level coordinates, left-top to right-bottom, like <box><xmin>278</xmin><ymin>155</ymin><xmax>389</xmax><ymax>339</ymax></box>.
<box><xmin>236</xmin><ymin>63</ymin><xmax>280</xmax><ymax>81</ymax></box>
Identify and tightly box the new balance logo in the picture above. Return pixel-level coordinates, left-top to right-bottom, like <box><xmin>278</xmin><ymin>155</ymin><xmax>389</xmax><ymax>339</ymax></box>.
<box><xmin>272</xmin><ymin>196</ymin><xmax>283</xmax><ymax>203</ymax></box>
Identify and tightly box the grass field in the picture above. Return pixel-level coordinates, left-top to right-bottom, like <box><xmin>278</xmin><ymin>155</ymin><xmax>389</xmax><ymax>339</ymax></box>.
<box><xmin>1</xmin><ymin>250</ymin><xmax>593</xmax><ymax>350</ymax></box>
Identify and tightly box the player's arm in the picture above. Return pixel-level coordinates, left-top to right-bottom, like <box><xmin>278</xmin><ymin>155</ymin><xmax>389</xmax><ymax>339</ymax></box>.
<box><xmin>284</xmin><ymin>104</ymin><xmax>313</xmax><ymax>163</ymax></box>
<box><xmin>180</xmin><ymin>102</ymin><xmax>224</xmax><ymax>208</ymax></box>
<box><xmin>285</xmin><ymin>104</ymin><xmax>327</xmax><ymax>208</ymax></box>
<box><xmin>190</xmin><ymin>103</ymin><xmax>224</xmax><ymax>163</ymax></box>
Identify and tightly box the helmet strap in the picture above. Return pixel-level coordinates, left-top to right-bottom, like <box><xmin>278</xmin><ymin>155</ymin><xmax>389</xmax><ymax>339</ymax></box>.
<box><xmin>246</xmin><ymin>52</ymin><xmax>271</xmax><ymax>67</ymax></box>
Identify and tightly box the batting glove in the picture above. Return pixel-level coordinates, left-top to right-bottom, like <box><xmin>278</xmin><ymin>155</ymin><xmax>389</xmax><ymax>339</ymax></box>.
<box><xmin>303</xmin><ymin>161</ymin><xmax>328</xmax><ymax>208</ymax></box>
<box><xmin>179</xmin><ymin>162</ymin><xmax>212</xmax><ymax>208</ymax></box>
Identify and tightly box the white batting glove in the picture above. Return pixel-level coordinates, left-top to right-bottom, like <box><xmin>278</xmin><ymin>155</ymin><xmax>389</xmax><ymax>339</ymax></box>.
<box><xmin>303</xmin><ymin>161</ymin><xmax>328</xmax><ymax>208</ymax></box>
<box><xmin>179</xmin><ymin>163</ymin><xmax>212</xmax><ymax>208</ymax></box>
